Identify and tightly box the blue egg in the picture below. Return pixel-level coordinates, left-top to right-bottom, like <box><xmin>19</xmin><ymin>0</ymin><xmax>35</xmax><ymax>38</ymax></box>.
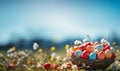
<box><xmin>89</xmin><ymin>52</ymin><xmax>96</xmax><ymax>60</ymax></box>
<box><xmin>110</xmin><ymin>47</ymin><xmax>114</xmax><ymax>53</ymax></box>
<box><xmin>95</xmin><ymin>44</ymin><xmax>103</xmax><ymax>51</ymax></box>
<box><xmin>75</xmin><ymin>50</ymin><xmax>82</xmax><ymax>58</ymax></box>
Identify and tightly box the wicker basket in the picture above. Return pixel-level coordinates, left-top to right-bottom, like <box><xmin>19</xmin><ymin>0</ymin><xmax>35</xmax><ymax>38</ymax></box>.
<box><xmin>69</xmin><ymin>57</ymin><xmax>115</xmax><ymax>69</ymax></box>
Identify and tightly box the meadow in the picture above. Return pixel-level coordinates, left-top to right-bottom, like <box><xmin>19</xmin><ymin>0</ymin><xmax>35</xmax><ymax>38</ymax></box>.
<box><xmin>0</xmin><ymin>43</ymin><xmax>120</xmax><ymax>71</ymax></box>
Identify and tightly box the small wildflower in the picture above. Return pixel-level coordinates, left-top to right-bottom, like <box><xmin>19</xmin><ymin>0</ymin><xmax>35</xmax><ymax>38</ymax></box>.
<box><xmin>38</xmin><ymin>48</ymin><xmax>42</xmax><ymax>53</ymax></box>
<box><xmin>51</xmin><ymin>46</ymin><xmax>56</xmax><ymax>51</ymax></box>
<box><xmin>33</xmin><ymin>42</ymin><xmax>39</xmax><ymax>50</ymax></box>
<box><xmin>65</xmin><ymin>44</ymin><xmax>69</xmax><ymax>50</ymax></box>
<box><xmin>50</xmin><ymin>57</ymin><xmax>54</xmax><ymax>61</ymax></box>
<box><xmin>74</xmin><ymin>40</ymin><xmax>82</xmax><ymax>46</ymax></box>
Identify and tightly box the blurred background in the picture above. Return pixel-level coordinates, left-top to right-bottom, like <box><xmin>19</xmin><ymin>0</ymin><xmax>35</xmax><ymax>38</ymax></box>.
<box><xmin>0</xmin><ymin>0</ymin><xmax>120</xmax><ymax>50</ymax></box>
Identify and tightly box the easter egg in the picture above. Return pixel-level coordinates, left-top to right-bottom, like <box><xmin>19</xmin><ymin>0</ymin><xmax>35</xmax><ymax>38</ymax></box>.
<box><xmin>80</xmin><ymin>45</ymin><xmax>86</xmax><ymax>51</ymax></box>
<box><xmin>89</xmin><ymin>52</ymin><xmax>96</xmax><ymax>60</ymax></box>
<box><xmin>44</xmin><ymin>63</ymin><xmax>51</xmax><ymax>70</ymax></box>
<box><xmin>73</xmin><ymin>46</ymin><xmax>80</xmax><ymax>51</ymax></box>
<box><xmin>103</xmin><ymin>45</ymin><xmax>110</xmax><ymax>51</ymax></box>
<box><xmin>103</xmin><ymin>44</ymin><xmax>107</xmax><ymax>48</ymax></box>
<box><xmin>105</xmin><ymin>49</ymin><xmax>112</xmax><ymax>59</ymax></box>
<box><xmin>95</xmin><ymin>44</ymin><xmax>103</xmax><ymax>51</ymax></box>
<box><xmin>86</xmin><ymin>45</ymin><xmax>94</xmax><ymax>53</ymax></box>
<box><xmin>93</xmin><ymin>41</ymin><xmax>99</xmax><ymax>47</ymax></box>
<box><xmin>97</xmin><ymin>51</ymin><xmax>105</xmax><ymax>60</ymax></box>
<box><xmin>81</xmin><ymin>50</ymin><xmax>89</xmax><ymax>59</ymax></box>
<box><xmin>75</xmin><ymin>50</ymin><xmax>82</xmax><ymax>58</ymax></box>
<box><xmin>85</xmin><ymin>42</ymin><xmax>92</xmax><ymax>48</ymax></box>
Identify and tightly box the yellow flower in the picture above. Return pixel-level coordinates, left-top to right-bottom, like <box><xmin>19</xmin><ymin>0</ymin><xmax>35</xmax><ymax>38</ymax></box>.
<box><xmin>56</xmin><ymin>60</ymin><xmax>59</xmax><ymax>64</ymax></box>
<box><xmin>51</xmin><ymin>46</ymin><xmax>56</xmax><ymax>51</ymax></box>
<box><xmin>50</xmin><ymin>57</ymin><xmax>54</xmax><ymax>61</ymax></box>
<box><xmin>10</xmin><ymin>46</ymin><xmax>16</xmax><ymax>51</ymax></box>
<box><xmin>27</xmin><ymin>60</ymin><xmax>31</xmax><ymax>65</ymax></box>
<box><xmin>38</xmin><ymin>48</ymin><xmax>42</xmax><ymax>53</ymax></box>
<box><xmin>65</xmin><ymin>44</ymin><xmax>69</xmax><ymax>50</ymax></box>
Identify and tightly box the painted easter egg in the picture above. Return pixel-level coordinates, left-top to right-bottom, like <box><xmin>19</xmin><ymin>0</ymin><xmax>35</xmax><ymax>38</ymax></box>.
<box><xmin>105</xmin><ymin>49</ymin><xmax>112</xmax><ymax>59</ymax></box>
<box><xmin>85</xmin><ymin>42</ymin><xmax>92</xmax><ymax>48</ymax></box>
<box><xmin>95</xmin><ymin>44</ymin><xmax>103</xmax><ymax>51</ymax></box>
<box><xmin>86</xmin><ymin>45</ymin><xmax>94</xmax><ymax>53</ymax></box>
<box><xmin>103</xmin><ymin>45</ymin><xmax>110</xmax><ymax>51</ymax></box>
<box><xmin>93</xmin><ymin>41</ymin><xmax>99</xmax><ymax>47</ymax></box>
<box><xmin>89</xmin><ymin>52</ymin><xmax>96</xmax><ymax>60</ymax></box>
<box><xmin>75</xmin><ymin>50</ymin><xmax>82</xmax><ymax>58</ymax></box>
<box><xmin>80</xmin><ymin>45</ymin><xmax>86</xmax><ymax>51</ymax></box>
<box><xmin>97</xmin><ymin>51</ymin><xmax>105</xmax><ymax>60</ymax></box>
<box><xmin>81</xmin><ymin>50</ymin><xmax>89</xmax><ymax>59</ymax></box>
<box><xmin>72</xmin><ymin>46</ymin><xmax>80</xmax><ymax>51</ymax></box>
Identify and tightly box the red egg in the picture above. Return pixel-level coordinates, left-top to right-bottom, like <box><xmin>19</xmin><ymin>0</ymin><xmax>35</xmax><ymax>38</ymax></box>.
<box><xmin>81</xmin><ymin>50</ymin><xmax>89</xmax><ymax>59</ymax></box>
<box><xmin>44</xmin><ymin>63</ymin><xmax>51</xmax><ymax>70</ymax></box>
<box><xmin>85</xmin><ymin>42</ymin><xmax>92</xmax><ymax>47</ymax></box>
<box><xmin>80</xmin><ymin>45</ymin><xmax>86</xmax><ymax>51</ymax></box>
<box><xmin>103</xmin><ymin>44</ymin><xmax>107</xmax><ymax>48</ymax></box>
<box><xmin>103</xmin><ymin>45</ymin><xmax>110</xmax><ymax>51</ymax></box>
<box><xmin>97</xmin><ymin>51</ymin><xmax>105</xmax><ymax>60</ymax></box>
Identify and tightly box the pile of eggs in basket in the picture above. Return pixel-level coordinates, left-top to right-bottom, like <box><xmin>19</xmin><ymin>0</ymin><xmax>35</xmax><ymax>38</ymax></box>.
<box><xmin>67</xmin><ymin>39</ymin><xmax>116</xmax><ymax>60</ymax></box>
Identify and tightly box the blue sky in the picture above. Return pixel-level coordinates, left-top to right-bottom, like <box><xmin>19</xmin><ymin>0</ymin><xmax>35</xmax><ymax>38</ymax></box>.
<box><xmin>0</xmin><ymin>1</ymin><xmax>120</xmax><ymax>44</ymax></box>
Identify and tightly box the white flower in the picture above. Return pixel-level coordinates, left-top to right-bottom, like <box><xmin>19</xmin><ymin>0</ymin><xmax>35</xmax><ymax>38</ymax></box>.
<box><xmin>94</xmin><ymin>49</ymin><xmax>100</xmax><ymax>54</ymax></box>
<box><xmin>101</xmin><ymin>39</ymin><xmax>110</xmax><ymax>45</ymax></box>
<box><xmin>61</xmin><ymin>63</ymin><xmax>67</xmax><ymax>69</ymax></box>
<box><xmin>66</xmin><ymin>48</ymin><xmax>72</xmax><ymax>56</ymax></box>
<box><xmin>63</xmin><ymin>57</ymin><xmax>68</xmax><ymax>62</ymax></box>
<box><xmin>83</xmin><ymin>39</ymin><xmax>88</xmax><ymax>43</ymax></box>
<box><xmin>51</xmin><ymin>52</ymin><xmax>57</xmax><ymax>59</ymax></box>
<box><xmin>18</xmin><ymin>51</ymin><xmax>27</xmax><ymax>57</ymax></box>
<box><xmin>72</xmin><ymin>65</ymin><xmax>77</xmax><ymax>69</ymax></box>
<box><xmin>33</xmin><ymin>42</ymin><xmax>39</xmax><ymax>50</ymax></box>
<box><xmin>74</xmin><ymin>40</ymin><xmax>82</xmax><ymax>45</ymax></box>
<box><xmin>101</xmin><ymin>39</ymin><xmax>105</xmax><ymax>44</ymax></box>
<box><xmin>56</xmin><ymin>56</ymin><xmax>60</xmax><ymax>60</ymax></box>
<box><xmin>36</xmin><ymin>61</ymin><xmax>42</xmax><ymax>68</ymax></box>
<box><xmin>7</xmin><ymin>50</ymin><xmax>12</xmax><ymax>54</ymax></box>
